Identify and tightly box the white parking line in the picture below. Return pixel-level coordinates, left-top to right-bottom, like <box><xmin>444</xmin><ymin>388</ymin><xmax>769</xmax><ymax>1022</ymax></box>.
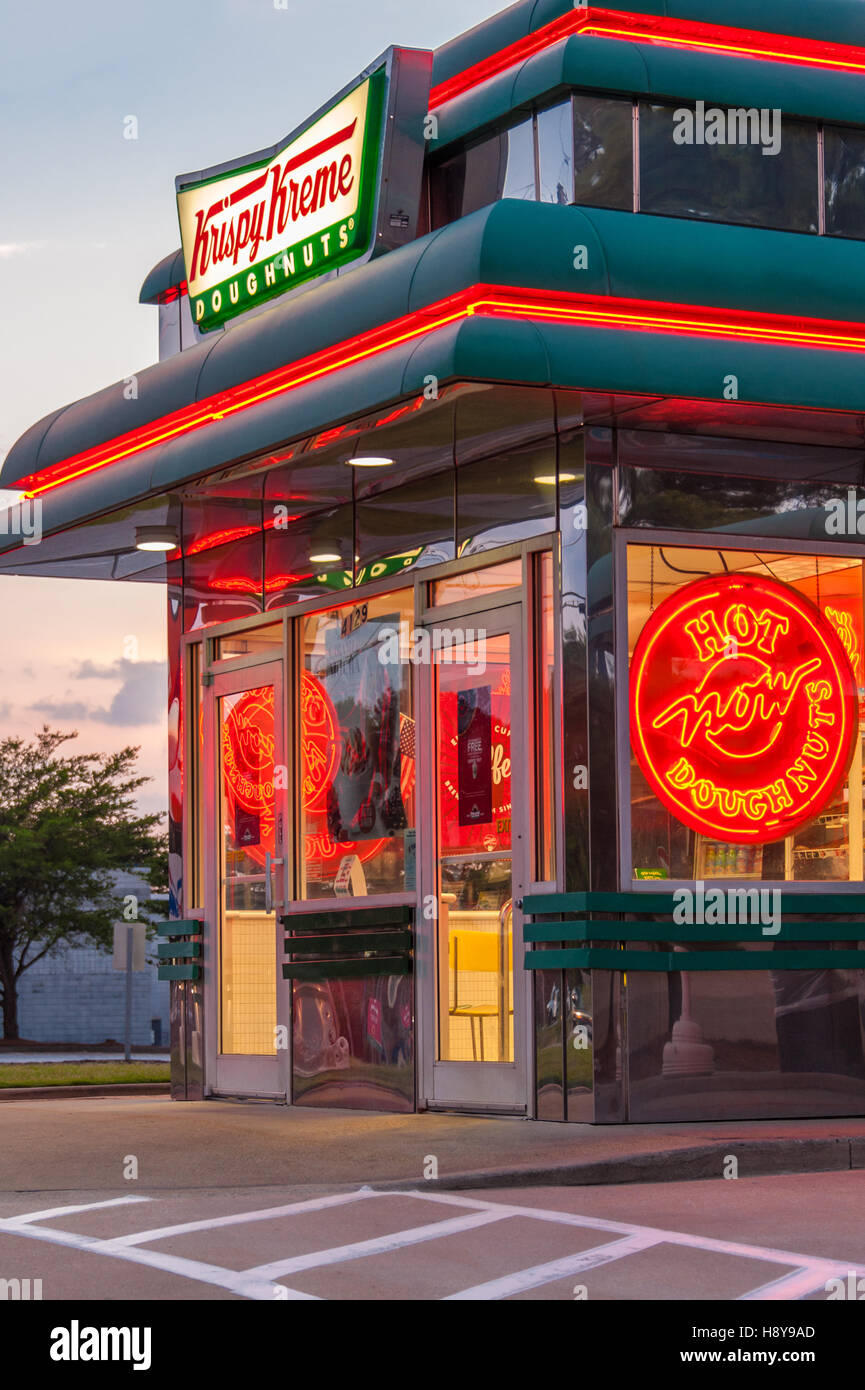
<box><xmin>0</xmin><ymin>1218</ymin><xmax>311</xmax><ymax>1301</ymax></box>
<box><xmin>244</xmin><ymin>1208</ymin><xmax>507</xmax><ymax>1281</ymax></box>
<box><xmin>740</xmin><ymin>1264</ymin><xmax>852</xmax><ymax>1301</ymax></box>
<box><xmin>2</xmin><ymin>1196</ymin><xmax>151</xmax><ymax>1226</ymax></box>
<box><xmin>445</xmin><ymin>1232</ymin><xmax>662</xmax><ymax>1300</ymax></box>
<box><xmin>0</xmin><ymin>1185</ymin><xmax>861</xmax><ymax>1301</ymax></box>
<box><xmin>101</xmin><ymin>1187</ymin><xmax>377</xmax><ymax>1249</ymax></box>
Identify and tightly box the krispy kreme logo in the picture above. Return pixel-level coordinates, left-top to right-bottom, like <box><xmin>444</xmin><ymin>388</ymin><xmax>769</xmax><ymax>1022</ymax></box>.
<box><xmin>630</xmin><ymin>572</ymin><xmax>859</xmax><ymax>844</ymax></box>
<box><xmin>177</xmin><ymin>71</ymin><xmax>383</xmax><ymax>331</ymax></box>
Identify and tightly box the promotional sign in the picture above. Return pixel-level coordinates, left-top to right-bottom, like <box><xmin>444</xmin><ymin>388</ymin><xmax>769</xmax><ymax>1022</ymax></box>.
<box><xmin>630</xmin><ymin>573</ymin><xmax>859</xmax><ymax>844</ymax></box>
<box><xmin>176</xmin><ymin>47</ymin><xmax>431</xmax><ymax>332</ymax></box>
<box><xmin>440</xmin><ymin>677</ymin><xmax>512</xmax><ymax>855</ymax></box>
<box><xmin>457</xmin><ymin>686</ymin><xmax>492</xmax><ymax>826</ymax></box>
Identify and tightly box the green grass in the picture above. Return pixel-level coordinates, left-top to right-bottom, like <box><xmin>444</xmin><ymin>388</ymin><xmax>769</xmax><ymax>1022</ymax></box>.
<box><xmin>0</xmin><ymin>1061</ymin><xmax>170</xmax><ymax>1088</ymax></box>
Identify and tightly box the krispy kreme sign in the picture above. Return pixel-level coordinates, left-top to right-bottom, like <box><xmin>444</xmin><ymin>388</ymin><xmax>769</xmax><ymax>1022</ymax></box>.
<box><xmin>177</xmin><ymin>69</ymin><xmax>385</xmax><ymax>331</ymax></box>
<box><xmin>630</xmin><ymin>573</ymin><xmax>859</xmax><ymax>844</ymax></box>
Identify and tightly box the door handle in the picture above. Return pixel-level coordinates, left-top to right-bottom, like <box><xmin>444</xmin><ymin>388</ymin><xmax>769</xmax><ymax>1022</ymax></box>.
<box><xmin>265</xmin><ymin>852</ymin><xmax>285</xmax><ymax>914</ymax></box>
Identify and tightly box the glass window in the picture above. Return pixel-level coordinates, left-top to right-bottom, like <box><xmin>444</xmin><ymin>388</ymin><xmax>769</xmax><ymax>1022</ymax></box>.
<box><xmin>218</xmin><ymin>682</ymin><xmax>279</xmax><ymax>1054</ymax></box>
<box><xmin>429</xmin><ymin>132</ymin><xmax>510</xmax><ymax>229</ymax></box>
<box><xmin>436</xmin><ymin>628</ymin><xmax>515</xmax><ymax>1063</ymax></box>
<box><xmin>535</xmin><ymin>549</ymin><xmax>557</xmax><ymax>881</ymax></box>
<box><xmin>573</xmin><ymin>94</ymin><xmax>633</xmax><ymax>211</ymax></box>
<box><xmin>456</xmin><ymin>440</ymin><xmax>558</xmax><ymax>556</ymax></box>
<box><xmin>627</xmin><ymin>543</ymin><xmax>865</xmax><ymax>883</ymax></box>
<box><xmin>455</xmin><ymin>385</ymin><xmax>555</xmax><ymax>466</ymax></box>
<box><xmin>356</xmin><ymin>471</ymin><xmax>454</xmax><ymax>578</ymax></box>
<box><xmin>502</xmin><ymin>117</ymin><xmax>537</xmax><ymax>200</ymax></box>
<box><xmin>825</xmin><ymin>125</ymin><xmax>865</xmax><ymax>239</ymax></box>
<box><xmin>264</xmin><ymin>504</ymin><xmax>354</xmax><ymax>609</ymax></box>
<box><xmin>537</xmin><ymin>100</ymin><xmax>573</xmax><ymax>205</ymax></box>
<box><xmin>216</xmin><ymin>622</ymin><xmax>283</xmax><ymax>660</ymax></box>
<box><xmin>299</xmin><ymin>589</ymin><xmax>415</xmax><ymax>898</ymax></box>
<box><xmin>639</xmin><ymin>103</ymin><xmax>818</xmax><ymax>233</ymax></box>
<box><xmin>432</xmin><ymin>557</ymin><xmax>522</xmax><ymax>607</ymax></box>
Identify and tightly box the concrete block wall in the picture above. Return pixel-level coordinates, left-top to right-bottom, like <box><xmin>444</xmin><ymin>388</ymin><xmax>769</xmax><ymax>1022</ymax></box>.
<box><xmin>16</xmin><ymin>943</ymin><xmax>170</xmax><ymax>1046</ymax></box>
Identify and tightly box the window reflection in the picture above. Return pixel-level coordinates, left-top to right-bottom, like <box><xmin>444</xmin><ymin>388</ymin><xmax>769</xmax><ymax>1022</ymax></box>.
<box><xmin>356</xmin><ymin>471</ymin><xmax>454</xmax><ymax>576</ymax></box>
<box><xmin>825</xmin><ymin>125</ymin><xmax>865</xmax><ymax>240</ymax></box>
<box><xmin>537</xmin><ymin>100</ymin><xmax>573</xmax><ymax>205</ymax></box>
<box><xmin>640</xmin><ymin>103</ymin><xmax>818</xmax><ymax>233</ymax></box>
<box><xmin>573</xmin><ymin>94</ymin><xmax>633</xmax><ymax>211</ymax></box>
<box><xmin>300</xmin><ymin>590</ymin><xmax>415</xmax><ymax>899</ymax></box>
<box><xmin>457</xmin><ymin>441</ymin><xmax>557</xmax><ymax>555</ymax></box>
<box><xmin>265</xmin><ymin>505</ymin><xmax>354</xmax><ymax>609</ymax></box>
<box><xmin>502</xmin><ymin>117</ymin><xmax>536</xmax><ymax>200</ymax></box>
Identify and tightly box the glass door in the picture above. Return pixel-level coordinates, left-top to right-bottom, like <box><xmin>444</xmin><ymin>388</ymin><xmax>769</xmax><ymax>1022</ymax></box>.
<box><xmin>212</xmin><ymin>660</ymin><xmax>287</xmax><ymax>1096</ymax></box>
<box><xmin>427</xmin><ymin>605</ymin><xmax>528</xmax><ymax>1110</ymax></box>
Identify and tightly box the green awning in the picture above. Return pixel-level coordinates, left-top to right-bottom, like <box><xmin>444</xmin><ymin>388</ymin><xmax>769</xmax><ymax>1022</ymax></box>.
<box><xmin>4</xmin><ymin>200</ymin><xmax>865</xmax><ymax>567</ymax></box>
<box><xmin>432</xmin><ymin>34</ymin><xmax>865</xmax><ymax>151</ymax></box>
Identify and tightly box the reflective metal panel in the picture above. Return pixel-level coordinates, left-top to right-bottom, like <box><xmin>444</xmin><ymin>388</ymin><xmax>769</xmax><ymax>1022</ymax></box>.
<box><xmin>566</xmin><ymin>968</ymin><xmax>594</xmax><ymax>1122</ymax></box>
<box><xmin>625</xmin><ymin>958</ymin><xmax>865</xmax><ymax>1122</ymax></box>
<box><xmin>292</xmin><ymin>974</ymin><xmax>414</xmax><ymax>1111</ymax></box>
<box><xmin>535</xmin><ymin>968</ymin><xmax>565</xmax><ymax>1121</ymax></box>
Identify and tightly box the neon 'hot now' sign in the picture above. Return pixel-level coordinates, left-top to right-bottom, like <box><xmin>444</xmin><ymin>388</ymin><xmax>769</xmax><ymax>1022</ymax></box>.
<box><xmin>630</xmin><ymin>574</ymin><xmax>859</xmax><ymax>844</ymax></box>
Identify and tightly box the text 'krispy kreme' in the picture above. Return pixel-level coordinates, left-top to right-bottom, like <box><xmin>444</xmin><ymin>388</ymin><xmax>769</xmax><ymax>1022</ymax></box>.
<box><xmin>177</xmin><ymin>71</ymin><xmax>382</xmax><ymax>330</ymax></box>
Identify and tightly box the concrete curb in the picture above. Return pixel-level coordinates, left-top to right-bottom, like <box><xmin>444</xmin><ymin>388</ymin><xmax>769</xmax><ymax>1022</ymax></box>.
<box><xmin>374</xmin><ymin>1136</ymin><xmax>864</xmax><ymax>1192</ymax></box>
<box><xmin>0</xmin><ymin>1084</ymin><xmax>171</xmax><ymax>1102</ymax></box>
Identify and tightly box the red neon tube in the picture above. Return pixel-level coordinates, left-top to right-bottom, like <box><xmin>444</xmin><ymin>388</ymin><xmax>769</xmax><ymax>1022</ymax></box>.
<box><xmin>17</xmin><ymin>284</ymin><xmax>865</xmax><ymax>498</ymax></box>
<box><xmin>429</xmin><ymin>7</ymin><xmax>865</xmax><ymax>108</ymax></box>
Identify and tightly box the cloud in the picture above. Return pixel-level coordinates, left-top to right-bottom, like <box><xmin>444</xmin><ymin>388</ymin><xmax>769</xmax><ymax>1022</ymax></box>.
<box><xmin>32</xmin><ymin>659</ymin><xmax>166</xmax><ymax>727</ymax></box>
<box><xmin>74</xmin><ymin>658</ymin><xmax>128</xmax><ymax>681</ymax></box>
<box><xmin>0</xmin><ymin>242</ymin><xmax>44</xmax><ymax>259</ymax></box>
<box><xmin>30</xmin><ymin>698</ymin><xmax>92</xmax><ymax>720</ymax></box>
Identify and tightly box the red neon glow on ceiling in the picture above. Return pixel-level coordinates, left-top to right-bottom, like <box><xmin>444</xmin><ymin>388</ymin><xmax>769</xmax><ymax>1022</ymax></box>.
<box><xmin>629</xmin><ymin>572</ymin><xmax>859</xmax><ymax>844</ymax></box>
<box><xmin>429</xmin><ymin>6</ymin><xmax>865</xmax><ymax>108</ymax></box>
<box><xmin>18</xmin><ymin>285</ymin><xmax>865</xmax><ymax>498</ymax></box>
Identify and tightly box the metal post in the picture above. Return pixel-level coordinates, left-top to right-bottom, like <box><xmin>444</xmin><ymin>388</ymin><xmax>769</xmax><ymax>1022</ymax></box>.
<box><xmin>125</xmin><ymin>925</ymin><xmax>133</xmax><ymax>1063</ymax></box>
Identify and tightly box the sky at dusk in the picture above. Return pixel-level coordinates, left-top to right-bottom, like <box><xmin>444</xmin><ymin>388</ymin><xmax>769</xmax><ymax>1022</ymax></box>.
<box><xmin>1</xmin><ymin>0</ymin><xmax>501</xmax><ymax>816</ymax></box>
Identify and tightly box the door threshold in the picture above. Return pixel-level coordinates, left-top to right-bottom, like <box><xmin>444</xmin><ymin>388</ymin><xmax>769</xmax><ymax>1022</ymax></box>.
<box><xmin>209</xmin><ymin>1090</ymin><xmax>287</xmax><ymax>1103</ymax></box>
<box><xmin>424</xmin><ymin>1101</ymin><xmax>527</xmax><ymax>1117</ymax></box>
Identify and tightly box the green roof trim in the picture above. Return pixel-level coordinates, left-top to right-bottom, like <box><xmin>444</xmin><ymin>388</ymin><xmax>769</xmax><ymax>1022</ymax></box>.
<box><xmin>432</xmin><ymin>36</ymin><xmax>865</xmax><ymax>151</ymax></box>
<box><xmin>431</xmin><ymin>0</ymin><xmax>865</xmax><ymax>91</ymax></box>
<box><xmin>4</xmin><ymin>202</ymin><xmax>865</xmax><ymax>551</ymax></box>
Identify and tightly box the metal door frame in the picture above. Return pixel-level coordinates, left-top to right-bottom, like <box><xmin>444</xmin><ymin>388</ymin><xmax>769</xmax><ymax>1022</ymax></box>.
<box><xmin>417</xmin><ymin>600</ymin><xmax>531</xmax><ymax>1112</ymax></box>
<box><xmin>203</xmin><ymin>656</ymin><xmax>290</xmax><ymax>1098</ymax></box>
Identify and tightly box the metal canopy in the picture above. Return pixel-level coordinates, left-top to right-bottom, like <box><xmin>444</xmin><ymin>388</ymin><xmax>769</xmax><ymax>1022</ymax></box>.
<box><xmin>3</xmin><ymin>201</ymin><xmax>865</xmax><ymax>578</ymax></box>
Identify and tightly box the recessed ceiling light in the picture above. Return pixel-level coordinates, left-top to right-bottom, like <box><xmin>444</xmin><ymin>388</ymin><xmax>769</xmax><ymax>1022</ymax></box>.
<box><xmin>534</xmin><ymin>472</ymin><xmax>578</xmax><ymax>485</ymax></box>
<box><xmin>135</xmin><ymin>525</ymin><xmax>179</xmax><ymax>552</ymax></box>
<box><xmin>309</xmin><ymin>551</ymin><xmax>341</xmax><ymax>564</ymax></box>
<box><xmin>346</xmin><ymin>456</ymin><xmax>394</xmax><ymax>468</ymax></box>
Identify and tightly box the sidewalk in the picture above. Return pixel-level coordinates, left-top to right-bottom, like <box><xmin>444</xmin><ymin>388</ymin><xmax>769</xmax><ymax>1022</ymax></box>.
<box><xmin>2</xmin><ymin>1095</ymin><xmax>865</xmax><ymax>1191</ymax></box>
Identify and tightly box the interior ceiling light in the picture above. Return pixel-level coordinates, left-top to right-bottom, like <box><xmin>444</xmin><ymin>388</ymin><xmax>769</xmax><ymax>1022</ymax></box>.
<box><xmin>135</xmin><ymin>525</ymin><xmax>179</xmax><ymax>552</ymax></box>
<box><xmin>346</xmin><ymin>456</ymin><xmax>395</xmax><ymax>467</ymax></box>
<box><xmin>309</xmin><ymin>551</ymin><xmax>341</xmax><ymax>564</ymax></box>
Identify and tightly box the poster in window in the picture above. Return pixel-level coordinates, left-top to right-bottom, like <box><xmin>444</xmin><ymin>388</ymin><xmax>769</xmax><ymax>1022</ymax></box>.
<box><xmin>457</xmin><ymin>685</ymin><xmax>492</xmax><ymax>826</ymax></box>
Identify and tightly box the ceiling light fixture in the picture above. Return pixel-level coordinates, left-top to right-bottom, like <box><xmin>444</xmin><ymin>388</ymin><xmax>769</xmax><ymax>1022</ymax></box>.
<box><xmin>135</xmin><ymin>525</ymin><xmax>179</xmax><ymax>552</ymax></box>
<box><xmin>346</xmin><ymin>456</ymin><xmax>395</xmax><ymax>467</ymax></box>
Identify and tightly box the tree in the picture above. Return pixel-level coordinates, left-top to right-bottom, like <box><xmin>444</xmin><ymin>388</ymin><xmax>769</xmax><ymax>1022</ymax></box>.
<box><xmin>0</xmin><ymin>728</ymin><xmax>165</xmax><ymax>1041</ymax></box>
